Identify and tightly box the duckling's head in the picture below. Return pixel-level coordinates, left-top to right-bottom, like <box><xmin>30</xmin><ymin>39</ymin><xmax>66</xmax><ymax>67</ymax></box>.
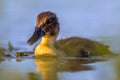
<box><xmin>27</xmin><ymin>11</ymin><xmax>59</xmax><ymax>45</ymax></box>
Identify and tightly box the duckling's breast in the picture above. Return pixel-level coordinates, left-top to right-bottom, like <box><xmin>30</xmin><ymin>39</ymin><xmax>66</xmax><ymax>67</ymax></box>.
<box><xmin>35</xmin><ymin>44</ymin><xmax>57</xmax><ymax>56</ymax></box>
<box><xmin>35</xmin><ymin>44</ymin><xmax>65</xmax><ymax>57</ymax></box>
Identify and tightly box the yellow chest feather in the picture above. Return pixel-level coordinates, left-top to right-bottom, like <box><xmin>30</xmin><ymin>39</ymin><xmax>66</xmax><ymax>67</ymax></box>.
<box><xmin>34</xmin><ymin>35</ymin><xmax>65</xmax><ymax>57</ymax></box>
<box><xmin>35</xmin><ymin>44</ymin><xmax>58</xmax><ymax>56</ymax></box>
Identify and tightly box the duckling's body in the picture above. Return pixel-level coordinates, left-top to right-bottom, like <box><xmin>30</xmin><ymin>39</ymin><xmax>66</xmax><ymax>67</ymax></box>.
<box><xmin>56</xmin><ymin>37</ymin><xmax>111</xmax><ymax>57</ymax></box>
<box><xmin>27</xmin><ymin>11</ymin><xmax>112</xmax><ymax>57</ymax></box>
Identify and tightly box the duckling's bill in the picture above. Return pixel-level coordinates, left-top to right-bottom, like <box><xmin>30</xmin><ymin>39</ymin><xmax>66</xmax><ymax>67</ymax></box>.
<box><xmin>27</xmin><ymin>27</ymin><xmax>45</xmax><ymax>45</ymax></box>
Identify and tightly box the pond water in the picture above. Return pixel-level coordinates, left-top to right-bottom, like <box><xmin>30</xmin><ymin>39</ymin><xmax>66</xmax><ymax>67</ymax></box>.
<box><xmin>0</xmin><ymin>56</ymin><xmax>118</xmax><ymax>80</ymax></box>
<box><xmin>0</xmin><ymin>0</ymin><xmax>120</xmax><ymax>80</ymax></box>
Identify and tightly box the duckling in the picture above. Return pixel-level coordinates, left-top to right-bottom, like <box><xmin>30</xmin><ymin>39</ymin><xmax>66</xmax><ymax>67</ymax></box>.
<box><xmin>27</xmin><ymin>11</ymin><xmax>112</xmax><ymax>57</ymax></box>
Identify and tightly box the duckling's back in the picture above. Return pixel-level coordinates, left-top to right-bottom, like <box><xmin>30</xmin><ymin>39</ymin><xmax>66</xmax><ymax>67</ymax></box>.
<box><xmin>56</xmin><ymin>37</ymin><xmax>112</xmax><ymax>57</ymax></box>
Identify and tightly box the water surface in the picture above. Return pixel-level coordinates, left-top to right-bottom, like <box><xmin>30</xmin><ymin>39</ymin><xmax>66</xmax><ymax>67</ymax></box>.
<box><xmin>0</xmin><ymin>56</ymin><xmax>116</xmax><ymax>80</ymax></box>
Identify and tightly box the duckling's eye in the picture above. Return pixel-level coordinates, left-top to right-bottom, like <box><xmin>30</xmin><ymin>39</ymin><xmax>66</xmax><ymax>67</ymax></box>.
<box><xmin>46</xmin><ymin>18</ymin><xmax>53</xmax><ymax>24</ymax></box>
<box><xmin>35</xmin><ymin>27</ymin><xmax>45</xmax><ymax>36</ymax></box>
<box><xmin>35</xmin><ymin>27</ymin><xmax>41</xmax><ymax>34</ymax></box>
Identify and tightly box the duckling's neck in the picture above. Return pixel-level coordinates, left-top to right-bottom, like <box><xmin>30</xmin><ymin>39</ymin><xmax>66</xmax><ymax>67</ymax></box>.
<box><xmin>35</xmin><ymin>35</ymin><xmax>64</xmax><ymax>57</ymax></box>
<box><xmin>40</xmin><ymin>35</ymin><xmax>57</xmax><ymax>47</ymax></box>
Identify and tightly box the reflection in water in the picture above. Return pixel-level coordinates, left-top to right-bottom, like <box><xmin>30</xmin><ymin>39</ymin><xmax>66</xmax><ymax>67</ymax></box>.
<box><xmin>35</xmin><ymin>58</ymin><xmax>58</xmax><ymax>80</ymax></box>
<box><xmin>27</xmin><ymin>72</ymin><xmax>41</xmax><ymax>80</ymax></box>
<box><xmin>113</xmin><ymin>56</ymin><xmax>120</xmax><ymax>80</ymax></box>
<box><xmin>0</xmin><ymin>57</ymin><xmax>114</xmax><ymax>80</ymax></box>
<box><xmin>34</xmin><ymin>57</ymin><xmax>100</xmax><ymax>80</ymax></box>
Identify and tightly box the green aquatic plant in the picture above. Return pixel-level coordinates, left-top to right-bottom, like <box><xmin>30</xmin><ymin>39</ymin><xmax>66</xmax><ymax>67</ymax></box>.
<box><xmin>4</xmin><ymin>41</ymin><xmax>14</xmax><ymax>57</ymax></box>
<box><xmin>16</xmin><ymin>52</ymin><xmax>29</xmax><ymax>57</ymax></box>
<box><xmin>8</xmin><ymin>41</ymin><xmax>13</xmax><ymax>53</ymax></box>
<box><xmin>0</xmin><ymin>41</ymin><xmax>14</xmax><ymax>57</ymax></box>
<box><xmin>8</xmin><ymin>41</ymin><xmax>29</xmax><ymax>57</ymax></box>
<box><xmin>0</xmin><ymin>47</ymin><xmax>5</xmax><ymax>63</ymax></box>
<box><xmin>0</xmin><ymin>47</ymin><xmax>5</xmax><ymax>57</ymax></box>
